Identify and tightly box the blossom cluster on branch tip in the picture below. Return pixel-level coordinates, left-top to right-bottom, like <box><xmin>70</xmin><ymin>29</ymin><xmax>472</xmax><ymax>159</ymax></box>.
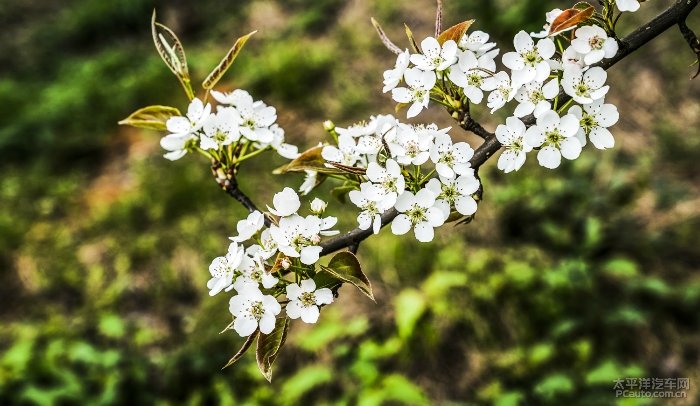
<box><xmin>208</xmin><ymin>188</ymin><xmax>337</xmax><ymax>336</ymax></box>
<box><xmin>382</xmin><ymin>4</ymin><xmax>633</xmax><ymax>171</ymax></box>
<box><xmin>160</xmin><ymin>89</ymin><xmax>299</xmax><ymax>162</ymax></box>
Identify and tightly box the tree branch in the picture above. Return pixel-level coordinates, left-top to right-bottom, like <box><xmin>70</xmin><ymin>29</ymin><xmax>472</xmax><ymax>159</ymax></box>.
<box><xmin>453</xmin><ymin>101</ymin><xmax>496</xmax><ymax>140</ymax></box>
<box><xmin>469</xmin><ymin>0</ymin><xmax>699</xmax><ymax>169</ymax></box>
<box><xmin>318</xmin><ymin>0</ymin><xmax>698</xmax><ymax>256</ymax></box>
<box><xmin>212</xmin><ymin>162</ymin><xmax>272</xmax><ymax>227</ymax></box>
<box><xmin>678</xmin><ymin>19</ymin><xmax>700</xmax><ymax>79</ymax></box>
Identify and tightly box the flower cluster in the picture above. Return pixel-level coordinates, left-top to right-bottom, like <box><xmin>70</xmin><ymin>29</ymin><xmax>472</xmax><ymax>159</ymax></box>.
<box><xmin>209</xmin><ymin>190</ymin><xmax>338</xmax><ymax>337</ymax></box>
<box><xmin>383</xmin><ymin>4</ymin><xmax>634</xmax><ymax>170</ymax></box>
<box><xmin>160</xmin><ymin>90</ymin><xmax>299</xmax><ymax>162</ymax></box>
<box><xmin>321</xmin><ymin>115</ymin><xmax>481</xmax><ymax>242</ymax></box>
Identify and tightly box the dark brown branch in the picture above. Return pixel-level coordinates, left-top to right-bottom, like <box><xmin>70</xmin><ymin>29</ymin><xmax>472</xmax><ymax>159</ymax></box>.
<box><xmin>453</xmin><ymin>101</ymin><xmax>495</xmax><ymax>140</ymax></box>
<box><xmin>678</xmin><ymin>19</ymin><xmax>700</xmax><ymax>78</ymax></box>
<box><xmin>319</xmin><ymin>0</ymin><xmax>698</xmax><ymax>256</ymax></box>
<box><xmin>212</xmin><ymin>162</ymin><xmax>272</xmax><ymax>227</ymax></box>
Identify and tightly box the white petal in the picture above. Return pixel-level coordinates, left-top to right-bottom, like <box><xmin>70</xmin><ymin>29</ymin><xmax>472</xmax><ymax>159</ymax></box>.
<box><xmin>455</xmin><ymin>196</ymin><xmax>478</xmax><ymax>215</ymax></box>
<box><xmin>259</xmin><ymin>313</ymin><xmax>277</xmax><ymax>334</ymax></box>
<box><xmin>590</xmin><ymin>127</ymin><xmax>615</xmax><ymax>149</ymax></box>
<box><xmin>233</xmin><ymin>316</ymin><xmax>258</xmax><ymax>337</ymax></box>
<box><xmin>413</xmin><ymin>222</ymin><xmax>435</xmax><ymax>242</ymax></box>
<box><xmin>300</xmin><ymin>305</ymin><xmax>320</xmax><ymax>324</ymax></box>
<box><xmin>537</xmin><ymin>146</ymin><xmax>562</xmax><ymax>169</ymax></box>
<box><xmin>315</xmin><ymin>288</ymin><xmax>334</xmax><ymax>305</ymax></box>
<box><xmin>560</xmin><ymin>137</ymin><xmax>582</xmax><ymax>160</ymax></box>
<box><xmin>391</xmin><ymin>214</ymin><xmax>412</xmax><ymax>235</ymax></box>
<box><xmin>286</xmin><ymin>300</ymin><xmax>302</xmax><ymax>319</ymax></box>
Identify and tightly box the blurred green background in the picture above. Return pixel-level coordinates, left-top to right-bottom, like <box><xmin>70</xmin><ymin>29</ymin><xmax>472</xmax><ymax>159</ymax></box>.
<box><xmin>1</xmin><ymin>0</ymin><xmax>700</xmax><ymax>404</ymax></box>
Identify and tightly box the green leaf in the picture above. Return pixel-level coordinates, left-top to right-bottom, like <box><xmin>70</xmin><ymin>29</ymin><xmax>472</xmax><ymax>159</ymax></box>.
<box><xmin>222</xmin><ymin>330</ymin><xmax>258</xmax><ymax>369</ymax></box>
<box><xmin>404</xmin><ymin>24</ymin><xmax>420</xmax><ymax>53</ymax></box>
<box><xmin>319</xmin><ymin>251</ymin><xmax>374</xmax><ymax>301</ymax></box>
<box><xmin>118</xmin><ymin>105</ymin><xmax>181</xmax><ymax>131</ymax></box>
<box><xmin>256</xmin><ymin>317</ymin><xmax>291</xmax><ymax>382</ymax></box>
<box><xmin>394</xmin><ymin>289</ymin><xmax>426</xmax><ymax>339</ymax></box>
<box><xmin>202</xmin><ymin>31</ymin><xmax>257</xmax><ymax>90</ymax></box>
<box><xmin>534</xmin><ymin>373</ymin><xmax>574</xmax><ymax>399</ymax></box>
<box><xmin>151</xmin><ymin>10</ymin><xmax>194</xmax><ymax>99</ymax></box>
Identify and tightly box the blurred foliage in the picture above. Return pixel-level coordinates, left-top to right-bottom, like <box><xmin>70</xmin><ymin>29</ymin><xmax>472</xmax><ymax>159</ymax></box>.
<box><xmin>1</xmin><ymin>0</ymin><xmax>700</xmax><ymax>405</ymax></box>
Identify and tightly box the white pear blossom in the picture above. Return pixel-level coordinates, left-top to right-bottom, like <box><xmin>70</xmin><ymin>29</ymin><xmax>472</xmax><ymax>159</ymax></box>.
<box><xmin>235</xmin><ymin>253</ymin><xmax>279</xmax><ymax>289</ymax></box>
<box><xmin>561</xmin><ymin>46</ymin><xmax>587</xmax><ymax>70</ymax></box>
<box><xmin>386</xmin><ymin>124</ymin><xmax>434</xmax><ymax>165</ymax></box>
<box><xmin>199</xmin><ymin>107</ymin><xmax>240</xmax><ymax>151</ymax></box>
<box><xmin>322</xmin><ymin>134</ymin><xmax>361</xmax><ymax>166</ymax></box>
<box><xmin>425</xmin><ymin>172</ymin><xmax>480</xmax><ymax>219</ymax></box>
<box><xmin>410</xmin><ymin>37</ymin><xmax>458</xmax><ymax>72</ymax></box>
<box><xmin>267</xmin><ymin>124</ymin><xmax>299</xmax><ymax>159</ymax></box>
<box><xmin>569</xmin><ymin>100</ymin><xmax>619</xmax><ymax>149</ymax></box>
<box><xmin>207</xmin><ymin>242</ymin><xmax>245</xmax><ymax>296</ymax></box>
<box><xmin>160</xmin><ymin>98</ymin><xmax>212</xmax><ymax>160</ymax></box>
<box><xmin>231</xmin><ymin>211</ymin><xmax>265</xmax><ymax>243</ymax></box>
<box><xmin>562</xmin><ymin>66</ymin><xmax>609</xmax><ymax>104</ymax></box>
<box><xmin>267</xmin><ymin>187</ymin><xmax>301</xmax><ymax>217</ymax></box>
<box><xmin>571</xmin><ymin>25</ymin><xmax>619</xmax><ymax>65</ymax></box>
<box><xmin>458</xmin><ymin>30</ymin><xmax>497</xmax><ymax>54</ymax></box>
<box><xmin>365</xmin><ymin>159</ymin><xmax>406</xmax><ymax>201</ymax></box>
<box><xmin>229</xmin><ymin>287</ymin><xmax>281</xmax><ymax>336</ymax></box>
<box><xmin>391</xmin><ymin>68</ymin><xmax>437</xmax><ymax>118</ymax></box>
<box><xmin>483</xmin><ymin>71</ymin><xmax>516</xmax><ymax>113</ymax></box>
<box><xmin>269</xmin><ymin>214</ymin><xmax>324</xmax><ymax>265</ymax></box>
<box><xmin>286</xmin><ymin>279</ymin><xmax>333</xmax><ymax>324</ymax></box>
<box><xmin>391</xmin><ymin>188</ymin><xmax>445</xmax><ymax>242</ymax></box>
<box><xmin>349</xmin><ymin>183</ymin><xmax>396</xmax><ymax>234</ymax></box>
<box><xmin>430</xmin><ymin>133</ymin><xmax>474</xmax><ymax>179</ymax></box>
<box><xmin>495</xmin><ymin>117</ymin><xmax>533</xmax><ymax>173</ymax></box>
<box><xmin>617</xmin><ymin>0</ymin><xmax>640</xmax><ymax>12</ymax></box>
<box><xmin>514</xmin><ymin>79</ymin><xmax>559</xmax><ymax>118</ymax></box>
<box><xmin>383</xmin><ymin>49</ymin><xmax>410</xmax><ymax>93</ymax></box>
<box><xmin>531</xmin><ymin>8</ymin><xmax>565</xmax><ymax>38</ymax></box>
<box><xmin>215</xmin><ymin>90</ymin><xmax>276</xmax><ymax>143</ymax></box>
<box><xmin>502</xmin><ymin>31</ymin><xmax>556</xmax><ymax>88</ymax></box>
<box><xmin>524</xmin><ymin>110</ymin><xmax>582</xmax><ymax>169</ymax></box>
<box><xmin>448</xmin><ymin>50</ymin><xmax>494</xmax><ymax>104</ymax></box>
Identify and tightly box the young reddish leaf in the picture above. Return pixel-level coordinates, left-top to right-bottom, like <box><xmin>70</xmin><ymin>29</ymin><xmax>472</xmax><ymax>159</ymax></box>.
<box><xmin>320</xmin><ymin>251</ymin><xmax>374</xmax><ymax>301</ymax></box>
<box><xmin>202</xmin><ymin>31</ymin><xmax>257</xmax><ymax>90</ymax></box>
<box><xmin>118</xmin><ymin>105</ymin><xmax>181</xmax><ymax>131</ymax></box>
<box><xmin>256</xmin><ymin>317</ymin><xmax>290</xmax><ymax>382</ymax></box>
<box><xmin>548</xmin><ymin>5</ymin><xmax>595</xmax><ymax>37</ymax></box>
<box><xmin>437</xmin><ymin>20</ymin><xmax>475</xmax><ymax>45</ymax></box>
<box><xmin>222</xmin><ymin>330</ymin><xmax>258</xmax><ymax>369</ymax></box>
<box><xmin>274</xmin><ymin>146</ymin><xmax>361</xmax><ymax>176</ymax></box>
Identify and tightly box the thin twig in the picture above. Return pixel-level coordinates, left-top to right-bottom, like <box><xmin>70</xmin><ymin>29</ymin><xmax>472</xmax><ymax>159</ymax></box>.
<box><xmin>371</xmin><ymin>17</ymin><xmax>402</xmax><ymax>55</ymax></box>
<box><xmin>435</xmin><ymin>0</ymin><xmax>443</xmax><ymax>38</ymax></box>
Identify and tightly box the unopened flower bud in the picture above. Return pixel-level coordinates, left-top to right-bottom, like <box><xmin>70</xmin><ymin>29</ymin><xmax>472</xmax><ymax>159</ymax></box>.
<box><xmin>310</xmin><ymin>198</ymin><xmax>327</xmax><ymax>214</ymax></box>
<box><xmin>281</xmin><ymin>258</ymin><xmax>291</xmax><ymax>270</ymax></box>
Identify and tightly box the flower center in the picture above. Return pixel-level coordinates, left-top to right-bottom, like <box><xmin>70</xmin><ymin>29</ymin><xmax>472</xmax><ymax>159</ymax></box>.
<box><xmin>523</xmin><ymin>50</ymin><xmax>541</xmax><ymax>66</ymax></box>
<box><xmin>441</xmin><ymin>185</ymin><xmax>458</xmax><ymax>203</ymax></box>
<box><xmin>405</xmin><ymin>141</ymin><xmax>419</xmax><ymax>157</ymax></box>
<box><xmin>580</xmin><ymin>113</ymin><xmax>598</xmax><ymax>134</ymax></box>
<box><xmin>529</xmin><ymin>90</ymin><xmax>544</xmax><ymax>103</ymax></box>
<box><xmin>589</xmin><ymin>36</ymin><xmax>604</xmax><ymax>50</ymax></box>
<box><xmin>406</xmin><ymin>205</ymin><xmax>428</xmax><ymax>224</ymax></box>
<box><xmin>440</xmin><ymin>152</ymin><xmax>455</xmax><ymax>166</ymax></box>
<box><xmin>300</xmin><ymin>292</ymin><xmax>316</xmax><ymax>307</ymax></box>
<box><xmin>575</xmin><ymin>83</ymin><xmax>590</xmax><ymax>98</ymax></box>
<box><xmin>544</xmin><ymin>129</ymin><xmax>564</xmax><ymax>148</ymax></box>
<box><xmin>467</xmin><ymin>73</ymin><xmax>483</xmax><ymax>87</ymax></box>
<box><xmin>249</xmin><ymin>301</ymin><xmax>265</xmax><ymax>320</ymax></box>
